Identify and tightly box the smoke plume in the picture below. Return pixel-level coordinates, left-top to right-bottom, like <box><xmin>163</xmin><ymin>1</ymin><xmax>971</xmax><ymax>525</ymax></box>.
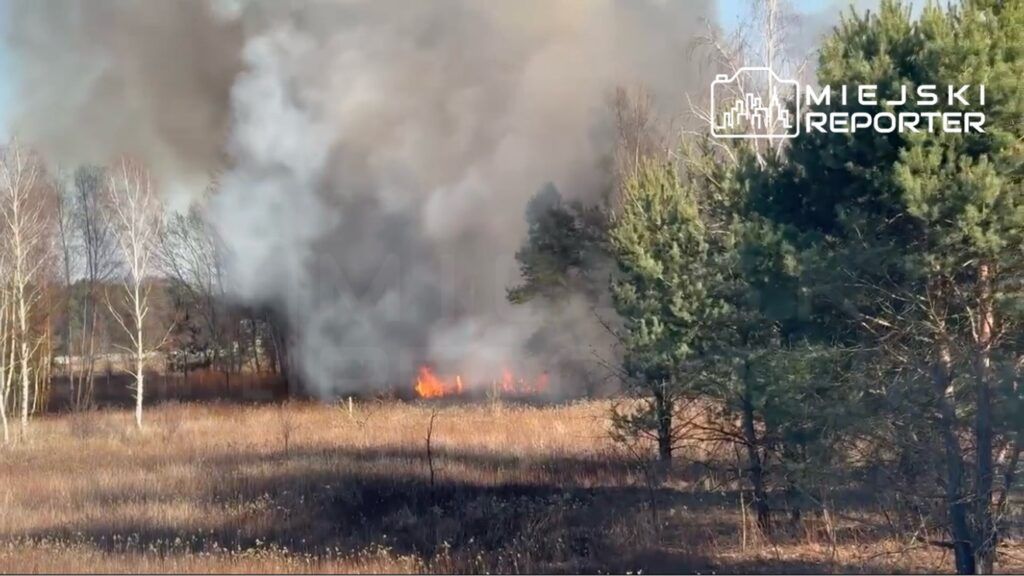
<box><xmin>2</xmin><ymin>0</ymin><xmax>244</xmax><ymax>203</ymax></box>
<box><xmin>3</xmin><ymin>0</ymin><xmax>718</xmax><ymax>395</ymax></box>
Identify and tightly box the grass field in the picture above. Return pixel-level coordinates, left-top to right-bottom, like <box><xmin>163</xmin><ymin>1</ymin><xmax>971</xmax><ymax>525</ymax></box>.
<box><xmin>0</xmin><ymin>399</ymin><xmax>1021</xmax><ymax>573</ymax></box>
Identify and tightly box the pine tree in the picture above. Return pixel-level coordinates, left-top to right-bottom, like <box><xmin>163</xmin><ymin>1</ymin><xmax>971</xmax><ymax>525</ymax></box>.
<box><xmin>692</xmin><ymin>140</ymin><xmax>861</xmax><ymax>536</ymax></box>
<box><xmin>608</xmin><ymin>158</ymin><xmax>711</xmax><ymax>462</ymax></box>
<box><xmin>757</xmin><ymin>1</ymin><xmax>1024</xmax><ymax>571</ymax></box>
<box><xmin>507</xmin><ymin>183</ymin><xmax>606</xmax><ymax>304</ymax></box>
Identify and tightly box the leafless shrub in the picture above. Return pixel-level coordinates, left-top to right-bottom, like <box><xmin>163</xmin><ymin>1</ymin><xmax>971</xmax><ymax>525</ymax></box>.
<box><xmin>66</xmin><ymin>408</ymin><xmax>102</xmax><ymax>441</ymax></box>
<box><xmin>153</xmin><ymin>402</ymin><xmax>184</xmax><ymax>442</ymax></box>
<box><xmin>275</xmin><ymin>401</ymin><xmax>299</xmax><ymax>455</ymax></box>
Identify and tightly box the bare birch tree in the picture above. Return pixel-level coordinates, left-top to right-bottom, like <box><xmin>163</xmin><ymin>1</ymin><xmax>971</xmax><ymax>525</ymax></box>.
<box><xmin>0</xmin><ymin>141</ymin><xmax>54</xmax><ymax>437</ymax></box>
<box><xmin>610</xmin><ymin>85</ymin><xmax>670</xmax><ymax>184</ymax></box>
<box><xmin>104</xmin><ymin>158</ymin><xmax>165</xmax><ymax>429</ymax></box>
<box><xmin>0</xmin><ymin>265</ymin><xmax>11</xmax><ymax>444</ymax></box>
<box><xmin>56</xmin><ymin>166</ymin><xmax>116</xmax><ymax>410</ymax></box>
<box><xmin>159</xmin><ymin>199</ymin><xmax>228</xmax><ymax>382</ymax></box>
<box><xmin>687</xmin><ymin>0</ymin><xmax>806</xmax><ymax>166</ymax></box>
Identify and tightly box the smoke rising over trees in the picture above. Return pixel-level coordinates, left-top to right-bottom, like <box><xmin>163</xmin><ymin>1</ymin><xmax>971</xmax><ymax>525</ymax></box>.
<box><xmin>5</xmin><ymin>0</ymin><xmax>1024</xmax><ymax>573</ymax></box>
<box><xmin>2</xmin><ymin>0</ymin><xmax>723</xmax><ymax>396</ymax></box>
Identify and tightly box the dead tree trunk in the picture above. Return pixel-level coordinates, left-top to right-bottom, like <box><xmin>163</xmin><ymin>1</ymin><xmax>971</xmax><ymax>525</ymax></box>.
<box><xmin>974</xmin><ymin>262</ymin><xmax>996</xmax><ymax>574</ymax></box>
<box><xmin>741</xmin><ymin>393</ymin><xmax>770</xmax><ymax>535</ymax></box>
<box><xmin>933</xmin><ymin>339</ymin><xmax>975</xmax><ymax>575</ymax></box>
<box><xmin>653</xmin><ymin>382</ymin><xmax>673</xmax><ymax>463</ymax></box>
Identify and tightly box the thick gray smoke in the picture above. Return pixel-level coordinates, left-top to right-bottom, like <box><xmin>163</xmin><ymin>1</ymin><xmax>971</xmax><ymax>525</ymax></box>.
<box><xmin>3</xmin><ymin>0</ymin><xmax>718</xmax><ymax>395</ymax></box>
<box><xmin>212</xmin><ymin>1</ymin><xmax>716</xmax><ymax>394</ymax></box>
<box><xmin>2</xmin><ymin>0</ymin><xmax>244</xmax><ymax>204</ymax></box>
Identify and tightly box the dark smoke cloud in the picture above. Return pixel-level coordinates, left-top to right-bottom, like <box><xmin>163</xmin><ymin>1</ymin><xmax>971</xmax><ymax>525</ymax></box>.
<box><xmin>2</xmin><ymin>0</ymin><xmax>244</xmax><ymax>201</ymax></box>
<box><xmin>2</xmin><ymin>0</ymin><xmax>724</xmax><ymax>396</ymax></box>
<box><xmin>212</xmin><ymin>1</ymin><xmax>718</xmax><ymax>395</ymax></box>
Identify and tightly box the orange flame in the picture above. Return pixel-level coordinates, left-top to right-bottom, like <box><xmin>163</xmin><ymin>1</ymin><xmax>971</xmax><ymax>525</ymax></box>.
<box><xmin>415</xmin><ymin>366</ymin><xmax>461</xmax><ymax>398</ymax></box>
<box><xmin>413</xmin><ymin>366</ymin><xmax>548</xmax><ymax>398</ymax></box>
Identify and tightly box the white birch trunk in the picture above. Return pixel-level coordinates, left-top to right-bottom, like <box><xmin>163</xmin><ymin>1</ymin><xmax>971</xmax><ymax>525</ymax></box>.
<box><xmin>135</xmin><ymin>280</ymin><xmax>145</xmax><ymax>429</ymax></box>
<box><xmin>104</xmin><ymin>158</ymin><xmax>165</xmax><ymax>431</ymax></box>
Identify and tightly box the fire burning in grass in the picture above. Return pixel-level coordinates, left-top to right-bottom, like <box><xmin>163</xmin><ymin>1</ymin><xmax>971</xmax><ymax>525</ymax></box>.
<box><xmin>414</xmin><ymin>366</ymin><xmax>549</xmax><ymax>398</ymax></box>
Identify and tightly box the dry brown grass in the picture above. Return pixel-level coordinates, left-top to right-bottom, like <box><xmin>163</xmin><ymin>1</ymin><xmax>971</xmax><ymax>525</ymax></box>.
<box><xmin>0</xmin><ymin>399</ymin><xmax>1021</xmax><ymax>573</ymax></box>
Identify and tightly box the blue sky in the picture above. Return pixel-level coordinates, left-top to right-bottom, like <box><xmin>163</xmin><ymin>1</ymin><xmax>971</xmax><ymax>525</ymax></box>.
<box><xmin>717</xmin><ymin>0</ymin><xmax>834</xmax><ymax>31</ymax></box>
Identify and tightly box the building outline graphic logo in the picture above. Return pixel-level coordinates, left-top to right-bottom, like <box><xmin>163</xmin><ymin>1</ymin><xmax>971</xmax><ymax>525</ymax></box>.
<box><xmin>710</xmin><ymin>67</ymin><xmax>800</xmax><ymax>139</ymax></box>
